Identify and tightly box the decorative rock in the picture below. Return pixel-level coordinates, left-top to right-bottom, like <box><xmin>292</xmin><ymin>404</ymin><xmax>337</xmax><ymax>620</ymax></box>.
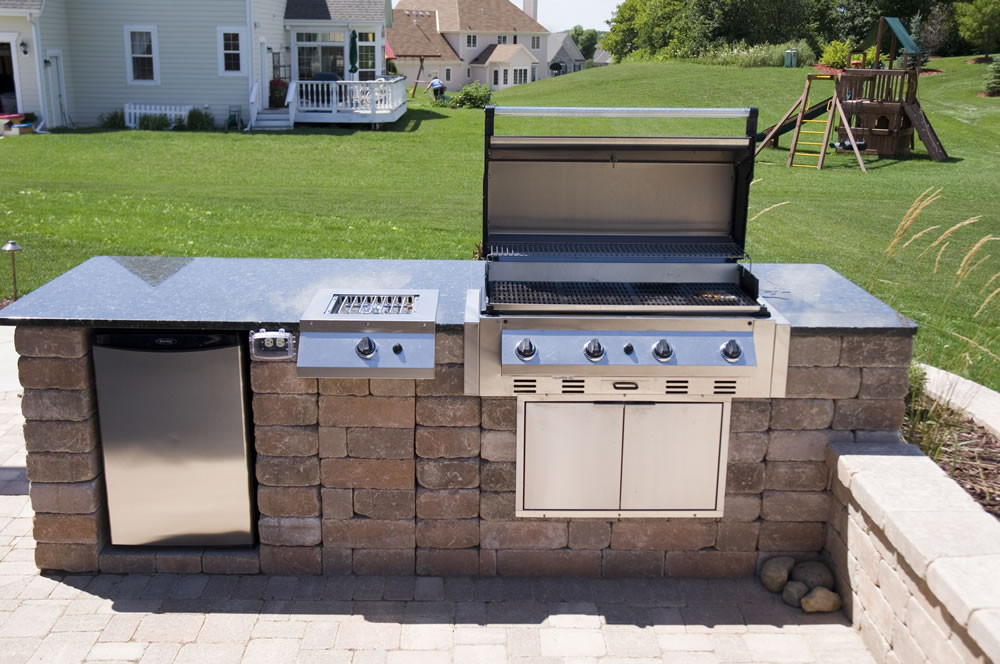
<box><xmin>782</xmin><ymin>581</ymin><xmax>809</xmax><ymax>607</ymax></box>
<box><xmin>791</xmin><ymin>561</ymin><xmax>835</xmax><ymax>590</ymax></box>
<box><xmin>801</xmin><ymin>587</ymin><xmax>843</xmax><ymax>613</ymax></box>
<box><xmin>760</xmin><ymin>556</ymin><xmax>796</xmax><ymax>593</ymax></box>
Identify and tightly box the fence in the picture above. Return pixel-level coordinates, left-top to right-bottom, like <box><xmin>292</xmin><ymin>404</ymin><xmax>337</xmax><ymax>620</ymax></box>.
<box><xmin>124</xmin><ymin>103</ymin><xmax>194</xmax><ymax>129</ymax></box>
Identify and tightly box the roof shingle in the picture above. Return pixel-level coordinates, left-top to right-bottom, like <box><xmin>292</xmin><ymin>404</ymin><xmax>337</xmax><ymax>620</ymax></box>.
<box><xmin>285</xmin><ymin>0</ymin><xmax>387</xmax><ymax>22</ymax></box>
<box><xmin>0</xmin><ymin>1</ymin><xmax>43</xmax><ymax>11</ymax></box>
<box><xmin>395</xmin><ymin>0</ymin><xmax>546</xmax><ymax>33</ymax></box>
<box><xmin>470</xmin><ymin>43</ymin><xmax>537</xmax><ymax>65</ymax></box>
<box><xmin>387</xmin><ymin>9</ymin><xmax>460</xmax><ymax>60</ymax></box>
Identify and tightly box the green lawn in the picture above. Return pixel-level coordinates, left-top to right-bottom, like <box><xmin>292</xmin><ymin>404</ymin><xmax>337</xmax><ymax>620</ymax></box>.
<box><xmin>1</xmin><ymin>57</ymin><xmax>998</xmax><ymax>389</ymax></box>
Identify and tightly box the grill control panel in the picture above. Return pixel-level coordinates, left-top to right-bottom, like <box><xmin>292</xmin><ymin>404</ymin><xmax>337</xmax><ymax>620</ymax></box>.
<box><xmin>501</xmin><ymin>330</ymin><xmax>756</xmax><ymax>368</ymax></box>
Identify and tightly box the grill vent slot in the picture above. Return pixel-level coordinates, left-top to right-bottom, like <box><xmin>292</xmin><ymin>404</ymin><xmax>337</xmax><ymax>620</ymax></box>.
<box><xmin>561</xmin><ymin>379</ymin><xmax>586</xmax><ymax>394</ymax></box>
<box><xmin>714</xmin><ymin>380</ymin><xmax>738</xmax><ymax>395</ymax></box>
<box><xmin>330</xmin><ymin>294</ymin><xmax>418</xmax><ymax>315</ymax></box>
<box><xmin>665</xmin><ymin>380</ymin><xmax>689</xmax><ymax>395</ymax></box>
<box><xmin>513</xmin><ymin>379</ymin><xmax>537</xmax><ymax>394</ymax></box>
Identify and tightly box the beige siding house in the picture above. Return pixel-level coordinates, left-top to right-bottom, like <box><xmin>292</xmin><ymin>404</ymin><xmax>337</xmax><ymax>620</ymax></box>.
<box><xmin>392</xmin><ymin>0</ymin><xmax>549</xmax><ymax>91</ymax></box>
<box><xmin>0</xmin><ymin>0</ymin><xmax>406</xmax><ymax>130</ymax></box>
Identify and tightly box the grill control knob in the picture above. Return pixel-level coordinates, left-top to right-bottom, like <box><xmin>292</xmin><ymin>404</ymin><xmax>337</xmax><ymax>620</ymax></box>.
<box><xmin>721</xmin><ymin>339</ymin><xmax>743</xmax><ymax>362</ymax></box>
<box><xmin>585</xmin><ymin>338</ymin><xmax>605</xmax><ymax>361</ymax></box>
<box><xmin>515</xmin><ymin>338</ymin><xmax>536</xmax><ymax>361</ymax></box>
<box><xmin>392</xmin><ymin>343</ymin><xmax>403</xmax><ymax>355</ymax></box>
<box><xmin>652</xmin><ymin>339</ymin><xmax>674</xmax><ymax>362</ymax></box>
<box><xmin>356</xmin><ymin>336</ymin><xmax>377</xmax><ymax>359</ymax></box>
<box><xmin>623</xmin><ymin>343</ymin><xmax>634</xmax><ymax>355</ymax></box>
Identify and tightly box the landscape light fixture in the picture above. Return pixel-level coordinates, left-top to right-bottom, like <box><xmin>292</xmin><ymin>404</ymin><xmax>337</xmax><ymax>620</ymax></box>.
<box><xmin>2</xmin><ymin>240</ymin><xmax>22</xmax><ymax>300</ymax></box>
<box><xmin>19</xmin><ymin>41</ymin><xmax>28</xmax><ymax>56</ymax></box>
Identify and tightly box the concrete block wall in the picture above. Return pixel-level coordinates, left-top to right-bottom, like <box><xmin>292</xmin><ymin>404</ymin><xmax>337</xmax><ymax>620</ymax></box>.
<box><xmin>19</xmin><ymin>326</ymin><xmax>917</xmax><ymax>581</ymax></box>
<box><xmin>825</xmin><ymin>441</ymin><xmax>1000</xmax><ymax>664</ymax></box>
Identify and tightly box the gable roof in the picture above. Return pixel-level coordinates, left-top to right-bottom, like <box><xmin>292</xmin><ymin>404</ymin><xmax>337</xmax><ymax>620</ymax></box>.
<box><xmin>387</xmin><ymin>9</ymin><xmax>461</xmax><ymax>60</ymax></box>
<box><xmin>593</xmin><ymin>48</ymin><xmax>612</xmax><ymax>64</ymax></box>
<box><xmin>470</xmin><ymin>43</ymin><xmax>537</xmax><ymax>65</ymax></box>
<box><xmin>395</xmin><ymin>0</ymin><xmax>546</xmax><ymax>33</ymax></box>
<box><xmin>0</xmin><ymin>0</ymin><xmax>43</xmax><ymax>10</ymax></box>
<box><xmin>548</xmin><ymin>31</ymin><xmax>584</xmax><ymax>62</ymax></box>
<box><xmin>285</xmin><ymin>0</ymin><xmax>386</xmax><ymax>22</ymax></box>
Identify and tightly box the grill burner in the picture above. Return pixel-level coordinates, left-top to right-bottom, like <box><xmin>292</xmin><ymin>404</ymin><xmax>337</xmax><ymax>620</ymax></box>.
<box><xmin>487</xmin><ymin>281</ymin><xmax>759</xmax><ymax>312</ymax></box>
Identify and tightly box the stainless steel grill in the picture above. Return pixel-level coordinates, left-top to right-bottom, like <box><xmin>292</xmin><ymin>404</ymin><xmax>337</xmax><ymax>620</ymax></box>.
<box><xmin>487</xmin><ymin>281</ymin><xmax>759</xmax><ymax>313</ymax></box>
<box><xmin>463</xmin><ymin>106</ymin><xmax>791</xmax><ymax>520</ymax></box>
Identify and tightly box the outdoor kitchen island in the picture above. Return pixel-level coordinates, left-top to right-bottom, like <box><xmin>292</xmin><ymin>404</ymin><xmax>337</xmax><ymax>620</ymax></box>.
<box><xmin>0</xmin><ymin>255</ymin><xmax>917</xmax><ymax>579</ymax></box>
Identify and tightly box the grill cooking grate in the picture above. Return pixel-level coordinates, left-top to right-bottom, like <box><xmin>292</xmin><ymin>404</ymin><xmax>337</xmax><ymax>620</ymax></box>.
<box><xmin>488</xmin><ymin>281</ymin><xmax>758</xmax><ymax>310</ymax></box>
<box><xmin>487</xmin><ymin>240</ymin><xmax>746</xmax><ymax>261</ymax></box>
<box><xmin>330</xmin><ymin>294</ymin><xmax>418</xmax><ymax>315</ymax></box>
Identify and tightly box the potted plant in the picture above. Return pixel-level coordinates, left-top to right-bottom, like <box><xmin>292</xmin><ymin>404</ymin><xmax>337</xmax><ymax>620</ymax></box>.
<box><xmin>269</xmin><ymin>78</ymin><xmax>289</xmax><ymax>108</ymax></box>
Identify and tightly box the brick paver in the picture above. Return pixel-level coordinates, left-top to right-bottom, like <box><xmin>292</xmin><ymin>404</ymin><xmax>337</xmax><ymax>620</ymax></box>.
<box><xmin>0</xmin><ymin>390</ymin><xmax>875</xmax><ymax>663</ymax></box>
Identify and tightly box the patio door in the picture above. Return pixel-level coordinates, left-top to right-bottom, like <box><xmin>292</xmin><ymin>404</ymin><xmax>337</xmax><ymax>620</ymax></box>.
<box><xmin>297</xmin><ymin>45</ymin><xmax>344</xmax><ymax>80</ymax></box>
<box><xmin>0</xmin><ymin>37</ymin><xmax>21</xmax><ymax>114</ymax></box>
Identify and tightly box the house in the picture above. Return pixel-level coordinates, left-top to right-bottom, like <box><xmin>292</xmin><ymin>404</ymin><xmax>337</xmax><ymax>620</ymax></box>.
<box><xmin>391</xmin><ymin>0</ymin><xmax>548</xmax><ymax>91</ymax></box>
<box><xmin>385</xmin><ymin>8</ymin><xmax>460</xmax><ymax>91</ymax></box>
<box><xmin>592</xmin><ymin>48</ymin><xmax>611</xmax><ymax>67</ymax></box>
<box><xmin>0</xmin><ymin>0</ymin><xmax>407</xmax><ymax>130</ymax></box>
<box><xmin>547</xmin><ymin>31</ymin><xmax>585</xmax><ymax>76</ymax></box>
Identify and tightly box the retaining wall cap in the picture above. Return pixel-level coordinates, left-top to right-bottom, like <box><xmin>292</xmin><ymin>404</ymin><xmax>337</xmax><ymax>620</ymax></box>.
<box><xmin>850</xmin><ymin>470</ymin><xmax>981</xmax><ymax>530</ymax></box>
<box><xmin>926</xmin><ymin>554</ymin><xmax>1000</xmax><ymax>626</ymax></box>
<box><xmin>922</xmin><ymin>364</ymin><xmax>1000</xmax><ymax>439</ymax></box>
<box><xmin>968</xmin><ymin>608</ymin><xmax>1000</xmax><ymax>664</ymax></box>
<box><xmin>883</xmin><ymin>509</ymin><xmax>1000</xmax><ymax>577</ymax></box>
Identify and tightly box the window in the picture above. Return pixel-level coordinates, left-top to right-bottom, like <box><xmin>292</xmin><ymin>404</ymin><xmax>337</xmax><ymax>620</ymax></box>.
<box><xmin>513</xmin><ymin>68</ymin><xmax>527</xmax><ymax>85</ymax></box>
<box><xmin>217</xmin><ymin>27</ymin><xmax>246</xmax><ymax>76</ymax></box>
<box><xmin>531</xmin><ymin>64</ymin><xmax>537</xmax><ymax>81</ymax></box>
<box><xmin>445</xmin><ymin>67</ymin><xmax>451</xmax><ymax>82</ymax></box>
<box><xmin>503</xmin><ymin>68</ymin><xmax>508</xmax><ymax>85</ymax></box>
<box><xmin>493</xmin><ymin>69</ymin><xmax>499</xmax><ymax>86</ymax></box>
<box><xmin>124</xmin><ymin>25</ymin><xmax>159</xmax><ymax>84</ymax></box>
<box><xmin>467</xmin><ymin>68</ymin><xmax>471</xmax><ymax>78</ymax></box>
<box><xmin>466</xmin><ymin>34</ymin><xmax>477</xmax><ymax>48</ymax></box>
<box><xmin>297</xmin><ymin>32</ymin><xmax>345</xmax><ymax>43</ymax></box>
<box><xmin>357</xmin><ymin>31</ymin><xmax>376</xmax><ymax>81</ymax></box>
<box><xmin>497</xmin><ymin>35</ymin><xmax>507</xmax><ymax>44</ymax></box>
<box><xmin>512</xmin><ymin>35</ymin><xmax>518</xmax><ymax>44</ymax></box>
<box><xmin>531</xmin><ymin>36</ymin><xmax>541</xmax><ymax>50</ymax></box>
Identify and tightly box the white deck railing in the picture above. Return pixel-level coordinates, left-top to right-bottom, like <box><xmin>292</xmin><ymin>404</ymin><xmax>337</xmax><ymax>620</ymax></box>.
<box><xmin>124</xmin><ymin>103</ymin><xmax>193</xmax><ymax>129</ymax></box>
<box><xmin>247</xmin><ymin>80</ymin><xmax>260</xmax><ymax>131</ymax></box>
<box><xmin>294</xmin><ymin>77</ymin><xmax>407</xmax><ymax>117</ymax></box>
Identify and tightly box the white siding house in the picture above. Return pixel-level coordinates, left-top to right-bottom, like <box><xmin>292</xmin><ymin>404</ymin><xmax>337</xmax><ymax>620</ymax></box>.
<box><xmin>1</xmin><ymin>0</ymin><xmax>406</xmax><ymax>130</ymax></box>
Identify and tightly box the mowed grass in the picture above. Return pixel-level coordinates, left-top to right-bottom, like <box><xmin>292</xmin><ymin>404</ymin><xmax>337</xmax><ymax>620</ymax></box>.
<box><xmin>1</xmin><ymin>57</ymin><xmax>998</xmax><ymax>388</ymax></box>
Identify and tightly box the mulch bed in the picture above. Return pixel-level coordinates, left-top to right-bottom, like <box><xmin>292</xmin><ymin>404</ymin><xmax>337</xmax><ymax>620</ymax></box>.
<box><xmin>903</xmin><ymin>401</ymin><xmax>1000</xmax><ymax>520</ymax></box>
<box><xmin>966</xmin><ymin>56</ymin><xmax>994</xmax><ymax>64</ymax></box>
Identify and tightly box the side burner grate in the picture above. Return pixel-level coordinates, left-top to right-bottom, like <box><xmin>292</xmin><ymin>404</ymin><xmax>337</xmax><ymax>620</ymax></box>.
<box><xmin>330</xmin><ymin>294</ymin><xmax>418</xmax><ymax>315</ymax></box>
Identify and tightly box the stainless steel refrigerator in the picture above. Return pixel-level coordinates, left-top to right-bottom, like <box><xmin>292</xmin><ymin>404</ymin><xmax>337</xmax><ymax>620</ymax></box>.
<box><xmin>93</xmin><ymin>331</ymin><xmax>254</xmax><ymax>546</ymax></box>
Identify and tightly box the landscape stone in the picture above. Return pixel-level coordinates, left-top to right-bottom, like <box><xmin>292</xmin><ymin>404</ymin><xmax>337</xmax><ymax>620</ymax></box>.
<box><xmin>759</xmin><ymin>556</ymin><xmax>796</xmax><ymax>592</ymax></box>
<box><xmin>801</xmin><ymin>587</ymin><xmax>843</xmax><ymax>613</ymax></box>
<box><xmin>782</xmin><ymin>581</ymin><xmax>809</xmax><ymax>607</ymax></box>
<box><xmin>791</xmin><ymin>560</ymin><xmax>835</xmax><ymax>590</ymax></box>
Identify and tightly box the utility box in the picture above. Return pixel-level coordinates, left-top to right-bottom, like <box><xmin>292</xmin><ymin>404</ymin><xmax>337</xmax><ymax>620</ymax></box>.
<box><xmin>784</xmin><ymin>49</ymin><xmax>798</xmax><ymax>67</ymax></box>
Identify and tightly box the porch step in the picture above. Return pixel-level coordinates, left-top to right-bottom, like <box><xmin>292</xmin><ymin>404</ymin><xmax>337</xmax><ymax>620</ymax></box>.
<box><xmin>254</xmin><ymin>110</ymin><xmax>292</xmax><ymax>130</ymax></box>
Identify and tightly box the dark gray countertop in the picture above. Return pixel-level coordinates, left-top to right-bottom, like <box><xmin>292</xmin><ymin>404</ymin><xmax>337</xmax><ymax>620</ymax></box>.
<box><xmin>0</xmin><ymin>257</ymin><xmax>915</xmax><ymax>335</ymax></box>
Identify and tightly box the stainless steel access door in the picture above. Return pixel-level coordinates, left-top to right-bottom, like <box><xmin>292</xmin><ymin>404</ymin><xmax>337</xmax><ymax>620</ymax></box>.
<box><xmin>522</xmin><ymin>402</ymin><xmax>623</xmax><ymax>511</ymax></box>
<box><xmin>620</xmin><ymin>403</ymin><xmax>725</xmax><ymax>511</ymax></box>
<box><xmin>94</xmin><ymin>334</ymin><xmax>253</xmax><ymax>546</ymax></box>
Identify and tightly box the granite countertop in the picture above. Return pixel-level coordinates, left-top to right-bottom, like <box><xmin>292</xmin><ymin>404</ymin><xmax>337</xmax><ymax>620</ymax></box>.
<box><xmin>0</xmin><ymin>257</ymin><xmax>915</xmax><ymax>335</ymax></box>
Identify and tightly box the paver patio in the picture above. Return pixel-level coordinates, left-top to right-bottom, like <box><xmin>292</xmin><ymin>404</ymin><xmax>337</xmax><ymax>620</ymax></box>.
<box><xmin>0</xmin><ymin>390</ymin><xmax>875</xmax><ymax>663</ymax></box>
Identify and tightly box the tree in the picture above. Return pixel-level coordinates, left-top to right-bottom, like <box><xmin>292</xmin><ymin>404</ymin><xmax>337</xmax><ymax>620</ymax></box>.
<box><xmin>569</xmin><ymin>24</ymin><xmax>600</xmax><ymax>59</ymax></box>
<box><xmin>955</xmin><ymin>0</ymin><xmax>1000</xmax><ymax>56</ymax></box>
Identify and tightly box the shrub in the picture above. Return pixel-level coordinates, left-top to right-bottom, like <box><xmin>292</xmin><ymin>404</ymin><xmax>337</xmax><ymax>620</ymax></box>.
<box><xmin>450</xmin><ymin>82</ymin><xmax>491</xmax><ymax>109</ymax></box>
<box><xmin>986</xmin><ymin>60</ymin><xmax>1000</xmax><ymax>95</ymax></box>
<box><xmin>269</xmin><ymin>78</ymin><xmax>289</xmax><ymax>107</ymax></box>
<box><xmin>186</xmin><ymin>108</ymin><xmax>216</xmax><ymax>131</ymax></box>
<box><xmin>98</xmin><ymin>110</ymin><xmax>127</xmax><ymax>129</ymax></box>
<box><xmin>821</xmin><ymin>40</ymin><xmax>851</xmax><ymax>69</ymax></box>
<box><xmin>137</xmin><ymin>113</ymin><xmax>171</xmax><ymax>131</ymax></box>
<box><xmin>698</xmin><ymin>40</ymin><xmax>816</xmax><ymax>67</ymax></box>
